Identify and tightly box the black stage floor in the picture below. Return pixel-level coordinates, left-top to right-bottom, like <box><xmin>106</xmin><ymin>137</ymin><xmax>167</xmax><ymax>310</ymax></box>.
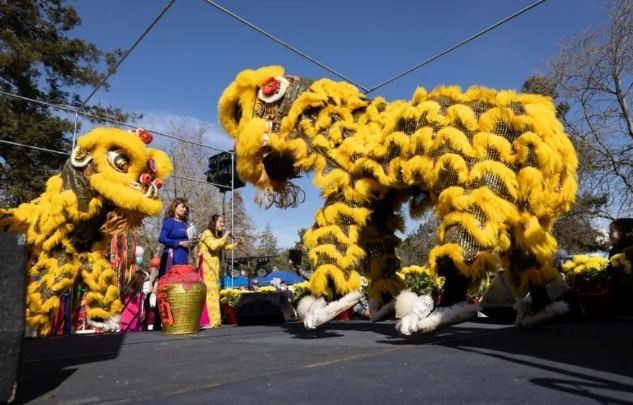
<box><xmin>16</xmin><ymin>318</ymin><xmax>633</xmax><ymax>404</ymax></box>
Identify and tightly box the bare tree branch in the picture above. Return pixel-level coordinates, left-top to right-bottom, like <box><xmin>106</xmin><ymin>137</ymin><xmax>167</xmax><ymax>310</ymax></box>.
<box><xmin>548</xmin><ymin>0</ymin><xmax>633</xmax><ymax>215</ymax></box>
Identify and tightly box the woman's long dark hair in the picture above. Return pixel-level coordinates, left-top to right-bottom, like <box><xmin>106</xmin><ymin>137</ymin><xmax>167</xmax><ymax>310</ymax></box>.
<box><xmin>609</xmin><ymin>217</ymin><xmax>633</xmax><ymax>257</ymax></box>
<box><xmin>120</xmin><ymin>270</ymin><xmax>148</xmax><ymax>298</ymax></box>
<box><xmin>208</xmin><ymin>214</ymin><xmax>223</xmax><ymax>238</ymax></box>
<box><xmin>165</xmin><ymin>197</ymin><xmax>189</xmax><ymax>223</ymax></box>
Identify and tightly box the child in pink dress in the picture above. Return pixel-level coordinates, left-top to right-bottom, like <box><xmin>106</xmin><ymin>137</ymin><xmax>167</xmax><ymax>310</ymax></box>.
<box><xmin>119</xmin><ymin>270</ymin><xmax>149</xmax><ymax>332</ymax></box>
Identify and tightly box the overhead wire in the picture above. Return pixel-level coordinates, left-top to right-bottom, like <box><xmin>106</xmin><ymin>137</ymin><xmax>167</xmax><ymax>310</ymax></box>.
<box><xmin>204</xmin><ymin>0</ymin><xmax>548</xmax><ymax>94</ymax></box>
<box><xmin>0</xmin><ymin>90</ymin><xmax>232</xmax><ymax>187</ymax></box>
<box><xmin>78</xmin><ymin>0</ymin><xmax>177</xmax><ymax>111</ymax></box>
<box><xmin>365</xmin><ymin>0</ymin><xmax>549</xmax><ymax>94</ymax></box>
<box><xmin>0</xmin><ymin>136</ymin><xmax>225</xmax><ymax>188</ymax></box>
<box><xmin>200</xmin><ymin>0</ymin><xmax>369</xmax><ymax>92</ymax></box>
<box><xmin>1</xmin><ymin>1</ymin><xmax>550</xmax><ymax>192</ymax></box>
<box><xmin>0</xmin><ymin>89</ymin><xmax>228</xmax><ymax>153</ymax></box>
<box><xmin>0</xmin><ymin>139</ymin><xmax>69</xmax><ymax>156</ymax></box>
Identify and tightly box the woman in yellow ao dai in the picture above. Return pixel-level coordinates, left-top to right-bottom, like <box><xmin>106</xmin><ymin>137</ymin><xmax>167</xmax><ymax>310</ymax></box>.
<box><xmin>197</xmin><ymin>214</ymin><xmax>239</xmax><ymax>327</ymax></box>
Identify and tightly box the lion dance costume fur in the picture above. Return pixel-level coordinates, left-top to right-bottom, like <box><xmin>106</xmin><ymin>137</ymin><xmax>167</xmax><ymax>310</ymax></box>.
<box><xmin>0</xmin><ymin>128</ymin><xmax>172</xmax><ymax>335</ymax></box>
<box><xmin>219</xmin><ymin>66</ymin><xmax>578</xmax><ymax>334</ymax></box>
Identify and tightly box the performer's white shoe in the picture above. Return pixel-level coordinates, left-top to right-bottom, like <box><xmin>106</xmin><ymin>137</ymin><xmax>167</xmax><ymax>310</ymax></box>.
<box><xmin>298</xmin><ymin>292</ymin><xmax>361</xmax><ymax>329</ymax></box>
<box><xmin>395</xmin><ymin>290</ymin><xmax>478</xmax><ymax>335</ymax></box>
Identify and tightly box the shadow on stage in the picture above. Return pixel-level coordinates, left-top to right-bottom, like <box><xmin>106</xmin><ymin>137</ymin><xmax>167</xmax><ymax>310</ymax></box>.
<box><xmin>15</xmin><ymin>333</ymin><xmax>125</xmax><ymax>403</ymax></box>
<box><xmin>281</xmin><ymin>316</ymin><xmax>633</xmax><ymax>401</ymax></box>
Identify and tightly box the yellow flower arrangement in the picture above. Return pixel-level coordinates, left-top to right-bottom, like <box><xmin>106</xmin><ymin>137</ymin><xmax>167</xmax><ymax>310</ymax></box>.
<box><xmin>219</xmin><ymin>288</ymin><xmax>243</xmax><ymax>306</ymax></box>
<box><xmin>292</xmin><ymin>281</ymin><xmax>311</xmax><ymax>303</ymax></box>
<box><xmin>610</xmin><ymin>253</ymin><xmax>632</xmax><ymax>274</ymax></box>
<box><xmin>220</xmin><ymin>285</ymin><xmax>281</xmax><ymax>306</ymax></box>
<box><xmin>561</xmin><ymin>255</ymin><xmax>609</xmax><ymax>275</ymax></box>
<box><xmin>561</xmin><ymin>255</ymin><xmax>611</xmax><ymax>293</ymax></box>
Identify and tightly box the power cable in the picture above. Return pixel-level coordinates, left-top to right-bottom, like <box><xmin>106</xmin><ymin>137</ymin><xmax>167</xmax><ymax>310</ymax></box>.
<box><xmin>0</xmin><ymin>139</ymin><xmax>68</xmax><ymax>156</ymax></box>
<box><xmin>204</xmin><ymin>0</ymin><xmax>547</xmax><ymax>94</ymax></box>
<box><xmin>79</xmin><ymin>0</ymin><xmax>177</xmax><ymax>111</ymax></box>
<box><xmin>0</xmin><ymin>138</ymin><xmax>224</xmax><ymax>188</ymax></box>
<box><xmin>365</xmin><ymin>0</ymin><xmax>548</xmax><ymax>94</ymax></box>
<box><xmin>0</xmin><ymin>89</ymin><xmax>228</xmax><ymax>152</ymax></box>
<box><xmin>200</xmin><ymin>0</ymin><xmax>369</xmax><ymax>92</ymax></box>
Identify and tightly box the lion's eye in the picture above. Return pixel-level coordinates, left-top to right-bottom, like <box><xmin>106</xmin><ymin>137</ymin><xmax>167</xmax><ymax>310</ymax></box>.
<box><xmin>233</xmin><ymin>102</ymin><xmax>242</xmax><ymax>124</ymax></box>
<box><xmin>107</xmin><ymin>150</ymin><xmax>129</xmax><ymax>173</ymax></box>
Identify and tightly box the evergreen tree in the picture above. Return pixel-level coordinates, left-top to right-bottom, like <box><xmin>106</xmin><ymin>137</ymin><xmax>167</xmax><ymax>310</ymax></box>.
<box><xmin>257</xmin><ymin>223</ymin><xmax>279</xmax><ymax>256</ymax></box>
<box><xmin>397</xmin><ymin>214</ymin><xmax>439</xmax><ymax>267</ymax></box>
<box><xmin>0</xmin><ymin>0</ymin><xmax>132</xmax><ymax>206</ymax></box>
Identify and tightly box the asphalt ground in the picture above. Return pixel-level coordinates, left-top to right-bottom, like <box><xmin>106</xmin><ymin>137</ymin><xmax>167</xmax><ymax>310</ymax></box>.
<box><xmin>15</xmin><ymin>318</ymin><xmax>633</xmax><ymax>404</ymax></box>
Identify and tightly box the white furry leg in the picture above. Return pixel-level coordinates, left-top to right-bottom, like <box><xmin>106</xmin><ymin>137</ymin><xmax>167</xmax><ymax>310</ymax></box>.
<box><xmin>296</xmin><ymin>295</ymin><xmax>318</xmax><ymax>321</ymax></box>
<box><xmin>300</xmin><ymin>296</ymin><xmax>326</xmax><ymax>329</ymax></box>
<box><xmin>368</xmin><ymin>299</ymin><xmax>395</xmax><ymax>322</ymax></box>
<box><xmin>301</xmin><ymin>291</ymin><xmax>361</xmax><ymax>329</ymax></box>
<box><xmin>415</xmin><ymin>301</ymin><xmax>479</xmax><ymax>334</ymax></box>
<box><xmin>394</xmin><ymin>290</ymin><xmax>435</xmax><ymax>336</ymax></box>
<box><xmin>88</xmin><ymin>314</ymin><xmax>121</xmax><ymax>332</ymax></box>
<box><xmin>514</xmin><ymin>296</ymin><xmax>569</xmax><ymax>328</ymax></box>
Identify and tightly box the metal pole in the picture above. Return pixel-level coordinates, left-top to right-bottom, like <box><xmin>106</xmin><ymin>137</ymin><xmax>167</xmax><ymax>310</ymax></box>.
<box><xmin>71</xmin><ymin>111</ymin><xmax>79</xmax><ymax>150</ymax></box>
<box><xmin>230</xmin><ymin>152</ymin><xmax>235</xmax><ymax>289</ymax></box>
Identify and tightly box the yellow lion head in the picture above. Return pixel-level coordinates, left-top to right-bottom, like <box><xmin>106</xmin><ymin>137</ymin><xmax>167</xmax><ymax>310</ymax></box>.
<box><xmin>70</xmin><ymin>127</ymin><xmax>172</xmax><ymax>216</ymax></box>
<box><xmin>218</xmin><ymin>65</ymin><xmax>367</xmax><ymax>208</ymax></box>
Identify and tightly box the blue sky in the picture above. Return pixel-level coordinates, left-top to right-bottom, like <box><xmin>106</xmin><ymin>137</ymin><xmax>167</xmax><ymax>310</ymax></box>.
<box><xmin>68</xmin><ymin>0</ymin><xmax>608</xmax><ymax>247</ymax></box>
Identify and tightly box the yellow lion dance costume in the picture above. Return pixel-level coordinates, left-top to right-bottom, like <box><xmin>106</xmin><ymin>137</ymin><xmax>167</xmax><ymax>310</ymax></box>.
<box><xmin>0</xmin><ymin>128</ymin><xmax>172</xmax><ymax>335</ymax></box>
<box><xmin>219</xmin><ymin>66</ymin><xmax>578</xmax><ymax>334</ymax></box>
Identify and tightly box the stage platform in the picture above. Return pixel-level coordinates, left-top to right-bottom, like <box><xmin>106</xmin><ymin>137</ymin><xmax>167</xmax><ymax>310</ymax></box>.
<box><xmin>16</xmin><ymin>318</ymin><xmax>633</xmax><ymax>404</ymax></box>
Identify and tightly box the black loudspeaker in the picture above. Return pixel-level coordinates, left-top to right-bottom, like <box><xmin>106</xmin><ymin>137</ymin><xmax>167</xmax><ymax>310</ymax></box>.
<box><xmin>288</xmin><ymin>249</ymin><xmax>302</xmax><ymax>266</ymax></box>
<box><xmin>206</xmin><ymin>151</ymin><xmax>245</xmax><ymax>191</ymax></box>
<box><xmin>479</xmin><ymin>271</ymin><xmax>517</xmax><ymax>324</ymax></box>
<box><xmin>0</xmin><ymin>233</ymin><xmax>27</xmax><ymax>403</ymax></box>
<box><xmin>235</xmin><ymin>292</ymin><xmax>285</xmax><ymax>326</ymax></box>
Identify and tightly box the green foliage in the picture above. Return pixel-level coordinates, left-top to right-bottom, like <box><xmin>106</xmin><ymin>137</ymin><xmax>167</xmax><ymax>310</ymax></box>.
<box><xmin>291</xmin><ymin>283</ymin><xmax>311</xmax><ymax>304</ymax></box>
<box><xmin>570</xmin><ymin>269</ymin><xmax>611</xmax><ymax>292</ymax></box>
<box><xmin>0</xmin><ymin>0</ymin><xmax>133</xmax><ymax>206</ymax></box>
<box><xmin>553</xmin><ymin>193</ymin><xmax>610</xmax><ymax>253</ymax></box>
<box><xmin>257</xmin><ymin>223</ymin><xmax>278</xmax><ymax>255</ymax></box>
<box><xmin>397</xmin><ymin>215</ymin><xmax>439</xmax><ymax>267</ymax></box>
<box><xmin>256</xmin><ymin>223</ymin><xmax>286</xmax><ymax>269</ymax></box>
<box><xmin>405</xmin><ymin>272</ymin><xmax>438</xmax><ymax>297</ymax></box>
<box><xmin>520</xmin><ymin>75</ymin><xmax>570</xmax><ymax>118</ymax></box>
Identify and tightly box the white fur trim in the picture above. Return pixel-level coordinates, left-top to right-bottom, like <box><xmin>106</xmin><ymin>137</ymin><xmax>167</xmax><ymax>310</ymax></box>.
<box><xmin>370</xmin><ymin>299</ymin><xmax>395</xmax><ymax>322</ymax></box>
<box><xmin>394</xmin><ymin>290</ymin><xmax>418</xmax><ymax>319</ymax></box>
<box><xmin>88</xmin><ymin>314</ymin><xmax>120</xmax><ymax>332</ymax></box>
<box><xmin>70</xmin><ymin>146</ymin><xmax>93</xmax><ymax>168</ymax></box>
<box><xmin>396</xmin><ymin>294</ymin><xmax>436</xmax><ymax>335</ymax></box>
<box><xmin>257</xmin><ymin>76</ymin><xmax>290</xmax><ymax>103</ymax></box>
<box><xmin>517</xmin><ymin>301</ymin><xmax>569</xmax><ymax>328</ymax></box>
<box><xmin>413</xmin><ymin>301</ymin><xmax>478</xmax><ymax>334</ymax></box>
<box><xmin>296</xmin><ymin>295</ymin><xmax>317</xmax><ymax>321</ymax></box>
<box><xmin>513</xmin><ymin>295</ymin><xmax>532</xmax><ymax>326</ymax></box>
<box><xmin>304</xmin><ymin>291</ymin><xmax>361</xmax><ymax>329</ymax></box>
<box><xmin>304</xmin><ymin>297</ymin><xmax>326</xmax><ymax>329</ymax></box>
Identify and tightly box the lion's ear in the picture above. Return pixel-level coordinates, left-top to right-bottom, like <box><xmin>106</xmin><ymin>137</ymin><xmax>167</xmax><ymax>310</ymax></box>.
<box><xmin>149</xmin><ymin>149</ymin><xmax>173</xmax><ymax>180</ymax></box>
<box><xmin>70</xmin><ymin>146</ymin><xmax>93</xmax><ymax>168</ymax></box>
<box><xmin>235</xmin><ymin>66</ymin><xmax>285</xmax><ymax>88</ymax></box>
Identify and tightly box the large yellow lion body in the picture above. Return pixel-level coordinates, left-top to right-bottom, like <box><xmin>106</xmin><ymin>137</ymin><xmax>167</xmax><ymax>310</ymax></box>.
<box><xmin>0</xmin><ymin>128</ymin><xmax>172</xmax><ymax>335</ymax></box>
<box><xmin>219</xmin><ymin>66</ymin><xmax>577</xmax><ymax>305</ymax></box>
